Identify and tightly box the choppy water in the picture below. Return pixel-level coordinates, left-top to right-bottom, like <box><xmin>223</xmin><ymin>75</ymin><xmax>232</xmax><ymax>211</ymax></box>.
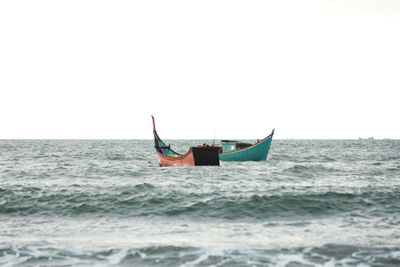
<box><xmin>1</xmin><ymin>139</ymin><xmax>400</xmax><ymax>266</ymax></box>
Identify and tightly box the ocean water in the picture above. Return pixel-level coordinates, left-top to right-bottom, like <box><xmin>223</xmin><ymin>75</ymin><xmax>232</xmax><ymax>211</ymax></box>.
<box><xmin>1</xmin><ymin>139</ymin><xmax>400</xmax><ymax>266</ymax></box>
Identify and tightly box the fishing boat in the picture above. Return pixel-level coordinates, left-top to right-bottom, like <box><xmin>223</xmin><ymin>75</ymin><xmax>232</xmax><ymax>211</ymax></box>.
<box><xmin>152</xmin><ymin>116</ymin><xmax>220</xmax><ymax>167</ymax></box>
<box><xmin>219</xmin><ymin>129</ymin><xmax>275</xmax><ymax>161</ymax></box>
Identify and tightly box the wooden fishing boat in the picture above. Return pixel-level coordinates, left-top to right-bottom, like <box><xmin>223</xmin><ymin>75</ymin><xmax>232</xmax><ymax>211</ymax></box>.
<box><xmin>219</xmin><ymin>129</ymin><xmax>275</xmax><ymax>161</ymax></box>
<box><xmin>152</xmin><ymin>116</ymin><xmax>220</xmax><ymax>167</ymax></box>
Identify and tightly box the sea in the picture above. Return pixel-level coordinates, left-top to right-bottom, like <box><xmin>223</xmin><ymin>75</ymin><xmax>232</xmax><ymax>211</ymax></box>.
<box><xmin>1</xmin><ymin>139</ymin><xmax>400</xmax><ymax>266</ymax></box>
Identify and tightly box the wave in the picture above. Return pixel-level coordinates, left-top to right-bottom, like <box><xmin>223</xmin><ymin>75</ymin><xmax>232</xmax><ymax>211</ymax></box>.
<box><xmin>1</xmin><ymin>243</ymin><xmax>399</xmax><ymax>267</ymax></box>
<box><xmin>166</xmin><ymin>191</ymin><xmax>400</xmax><ymax>220</ymax></box>
<box><xmin>2</xmin><ymin>185</ymin><xmax>399</xmax><ymax>220</ymax></box>
<box><xmin>282</xmin><ymin>164</ymin><xmax>342</xmax><ymax>177</ymax></box>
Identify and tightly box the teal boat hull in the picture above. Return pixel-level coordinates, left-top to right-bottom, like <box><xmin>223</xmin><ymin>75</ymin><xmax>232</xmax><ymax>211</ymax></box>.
<box><xmin>219</xmin><ymin>130</ymin><xmax>274</xmax><ymax>161</ymax></box>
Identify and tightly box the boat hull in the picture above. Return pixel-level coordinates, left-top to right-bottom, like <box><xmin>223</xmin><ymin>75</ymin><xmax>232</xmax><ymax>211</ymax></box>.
<box><xmin>219</xmin><ymin>130</ymin><xmax>274</xmax><ymax>161</ymax></box>
<box><xmin>157</xmin><ymin>147</ymin><xmax>220</xmax><ymax>167</ymax></box>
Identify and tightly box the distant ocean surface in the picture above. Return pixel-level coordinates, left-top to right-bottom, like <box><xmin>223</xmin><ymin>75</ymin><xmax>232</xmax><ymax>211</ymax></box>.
<box><xmin>1</xmin><ymin>139</ymin><xmax>400</xmax><ymax>266</ymax></box>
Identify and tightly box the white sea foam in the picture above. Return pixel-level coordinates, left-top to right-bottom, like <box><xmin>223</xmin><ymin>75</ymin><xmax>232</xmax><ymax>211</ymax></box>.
<box><xmin>272</xmin><ymin>253</ymin><xmax>312</xmax><ymax>267</ymax></box>
<box><xmin>0</xmin><ymin>253</ymin><xmax>29</xmax><ymax>267</ymax></box>
<box><xmin>106</xmin><ymin>248</ymin><xmax>128</xmax><ymax>265</ymax></box>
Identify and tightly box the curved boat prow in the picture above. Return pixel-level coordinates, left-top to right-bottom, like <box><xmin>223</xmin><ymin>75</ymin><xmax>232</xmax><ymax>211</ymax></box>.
<box><xmin>150</xmin><ymin>116</ymin><xmax>220</xmax><ymax>167</ymax></box>
<box><xmin>151</xmin><ymin>115</ymin><xmax>156</xmax><ymax>133</ymax></box>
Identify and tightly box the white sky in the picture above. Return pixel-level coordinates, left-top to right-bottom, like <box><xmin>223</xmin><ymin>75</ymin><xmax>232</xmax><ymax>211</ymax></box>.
<box><xmin>1</xmin><ymin>0</ymin><xmax>399</xmax><ymax>139</ymax></box>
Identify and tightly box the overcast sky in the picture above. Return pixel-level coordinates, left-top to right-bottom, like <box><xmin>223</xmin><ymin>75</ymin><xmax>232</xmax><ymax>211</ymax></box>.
<box><xmin>1</xmin><ymin>0</ymin><xmax>399</xmax><ymax>139</ymax></box>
